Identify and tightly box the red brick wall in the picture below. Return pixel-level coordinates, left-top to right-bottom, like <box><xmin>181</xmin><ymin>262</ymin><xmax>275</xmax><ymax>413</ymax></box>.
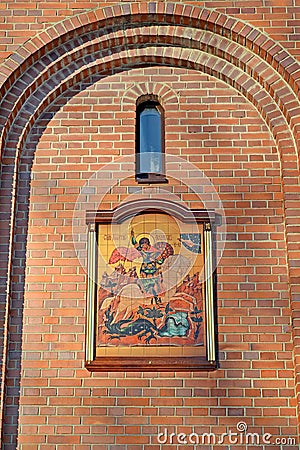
<box><xmin>14</xmin><ymin>67</ymin><xmax>297</xmax><ymax>448</ymax></box>
<box><xmin>1</xmin><ymin>0</ymin><xmax>300</xmax><ymax>64</ymax></box>
<box><xmin>1</xmin><ymin>2</ymin><xmax>300</xmax><ymax>449</ymax></box>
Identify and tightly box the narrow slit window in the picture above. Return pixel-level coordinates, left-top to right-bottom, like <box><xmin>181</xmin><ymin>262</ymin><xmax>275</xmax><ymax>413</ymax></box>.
<box><xmin>136</xmin><ymin>97</ymin><xmax>167</xmax><ymax>183</ymax></box>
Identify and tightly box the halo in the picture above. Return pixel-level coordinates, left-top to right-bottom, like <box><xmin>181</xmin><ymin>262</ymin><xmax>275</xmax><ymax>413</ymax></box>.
<box><xmin>135</xmin><ymin>232</ymin><xmax>152</xmax><ymax>244</ymax></box>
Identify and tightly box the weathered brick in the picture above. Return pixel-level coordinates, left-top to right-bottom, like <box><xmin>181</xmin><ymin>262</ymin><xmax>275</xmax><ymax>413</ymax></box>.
<box><xmin>0</xmin><ymin>2</ymin><xmax>300</xmax><ymax>449</ymax></box>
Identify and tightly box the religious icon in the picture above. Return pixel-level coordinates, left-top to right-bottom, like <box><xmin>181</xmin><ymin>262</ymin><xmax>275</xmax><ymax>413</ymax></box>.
<box><xmin>85</xmin><ymin>201</ymin><xmax>217</xmax><ymax>371</ymax></box>
<box><xmin>97</xmin><ymin>214</ymin><xmax>204</xmax><ymax>348</ymax></box>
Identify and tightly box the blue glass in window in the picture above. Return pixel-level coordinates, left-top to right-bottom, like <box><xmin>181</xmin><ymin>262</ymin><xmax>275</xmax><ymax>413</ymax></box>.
<box><xmin>139</xmin><ymin>106</ymin><xmax>162</xmax><ymax>174</ymax></box>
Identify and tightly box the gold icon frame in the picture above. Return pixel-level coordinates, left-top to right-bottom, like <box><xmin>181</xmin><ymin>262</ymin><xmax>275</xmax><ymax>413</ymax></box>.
<box><xmin>85</xmin><ymin>200</ymin><xmax>218</xmax><ymax>372</ymax></box>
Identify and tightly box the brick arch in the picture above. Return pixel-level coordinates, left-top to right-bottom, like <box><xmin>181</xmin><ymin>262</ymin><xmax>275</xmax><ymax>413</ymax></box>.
<box><xmin>0</xmin><ymin>2</ymin><xmax>299</xmax><ymax>96</ymax></box>
<box><xmin>0</xmin><ymin>28</ymin><xmax>298</xmax><ymax>167</ymax></box>
<box><xmin>3</xmin><ymin>50</ymin><xmax>294</xmax><ymax>164</ymax></box>
<box><xmin>1</xmin><ymin>2</ymin><xmax>300</xmax><ymax>442</ymax></box>
<box><xmin>121</xmin><ymin>82</ymin><xmax>180</xmax><ymax>110</ymax></box>
<box><xmin>0</xmin><ymin>2</ymin><xmax>300</xmax><ymax>154</ymax></box>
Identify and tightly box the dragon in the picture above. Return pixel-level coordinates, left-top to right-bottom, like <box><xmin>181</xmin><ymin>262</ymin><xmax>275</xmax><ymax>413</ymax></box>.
<box><xmin>104</xmin><ymin>306</ymin><xmax>157</xmax><ymax>344</ymax></box>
